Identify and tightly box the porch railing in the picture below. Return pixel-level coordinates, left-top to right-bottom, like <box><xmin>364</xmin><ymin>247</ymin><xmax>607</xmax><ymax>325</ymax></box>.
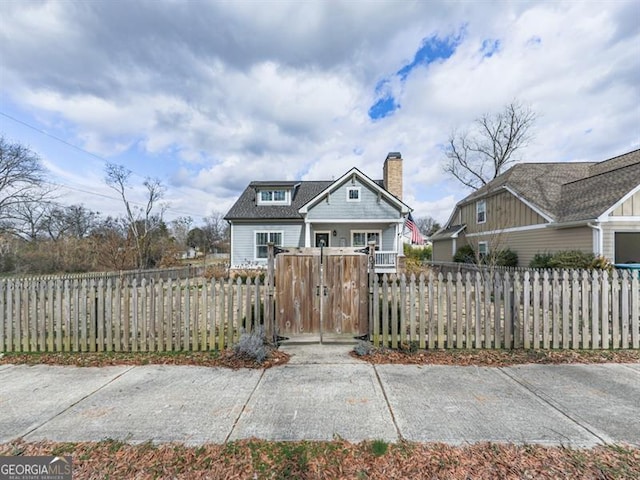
<box><xmin>374</xmin><ymin>251</ymin><xmax>397</xmax><ymax>269</ymax></box>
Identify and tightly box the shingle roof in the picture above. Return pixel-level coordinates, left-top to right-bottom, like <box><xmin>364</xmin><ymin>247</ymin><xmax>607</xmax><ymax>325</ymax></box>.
<box><xmin>456</xmin><ymin>149</ymin><xmax>640</xmax><ymax>222</ymax></box>
<box><xmin>225</xmin><ymin>181</ymin><xmax>332</xmax><ymax>220</ymax></box>
<box><xmin>430</xmin><ymin>224</ymin><xmax>466</xmax><ymax>241</ymax></box>
<box><xmin>559</xmin><ymin>155</ymin><xmax>640</xmax><ymax>222</ymax></box>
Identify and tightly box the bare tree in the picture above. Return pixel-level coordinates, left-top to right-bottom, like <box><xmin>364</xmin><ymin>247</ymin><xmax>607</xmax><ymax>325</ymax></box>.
<box><xmin>415</xmin><ymin>216</ymin><xmax>441</xmax><ymax>237</ymax></box>
<box><xmin>105</xmin><ymin>163</ymin><xmax>166</xmax><ymax>269</ymax></box>
<box><xmin>170</xmin><ymin>216</ymin><xmax>193</xmax><ymax>249</ymax></box>
<box><xmin>202</xmin><ymin>211</ymin><xmax>230</xmax><ymax>253</ymax></box>
<box><xmin>0</xmin><ymin>137</ymin><xmax>49</xmax><ymax>227</ymax></box>
<box><xmin>444</xmin><ymin>101</ymin><xmax>536</xmax><ymax>190</ymax></box>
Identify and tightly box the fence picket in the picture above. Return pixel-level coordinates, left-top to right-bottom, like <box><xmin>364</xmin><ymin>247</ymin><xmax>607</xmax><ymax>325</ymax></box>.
<box><xmin>621</xmin><ymin>271</ymin><xmax>630</xmax><ymax>349</ymax></box>
<box><xmin>3</xmin><ymin>265</ymin><xmax>638</xmax><ymax>354</ymax></box>
<box><xmin>437</xmin><ymin>273</ymin><xmax>444</xmax><ymax>349</ymax></box>
<box><xmin>591</xmin><ymin>270</ymin><xmax>600</xmax><ymax>349</ymax></box>
<box><xmin>632</xmin><ymin>274</ymin><xmax>639</xmax><ymax>349</ymax></box>
<box><xmin>611</xmin><ymin>270</ymin><xmax>619</xmax><ymax>349</ymax></box>
<box><xmin>418</xmin><ymin>274</ymin><xmax>426</xmax><ymax>349</ymax></box>
<box><xmin>562</xmin><ymin>271</ymin><xmax>569</xmax><ymax>349</ymax></box>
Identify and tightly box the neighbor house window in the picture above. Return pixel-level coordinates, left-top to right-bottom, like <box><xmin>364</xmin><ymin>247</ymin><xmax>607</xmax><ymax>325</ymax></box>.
<box><xmin>346</xmin><ymin>187</ymin><xmax>361</xmax><ymax>202</ymax></box>
<box><xmin>351</xmin><ymin>230</ymin><xmax>381</xmax><ymax>249</ymax></box>
<box><xmin>255</xmin><ymin>231</ymin><xmax>283</xmax><ymax>259</ymax></box>
<box><xmin>258</xmin><ymin>190</ymin><xmax>289</xmax><ymax>205</ymax></box>
<box><xmin>478</xmin><ymin>241</ymin><xmax>489</xmax><ymax>257</ymax></box>
<box><xmin>476</xmin><ymin>199</ymin><xmax>486</xmax><ymax>224</ymax></box>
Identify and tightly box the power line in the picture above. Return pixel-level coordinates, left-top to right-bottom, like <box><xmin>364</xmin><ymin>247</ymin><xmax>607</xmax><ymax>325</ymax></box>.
<box><xmin>1</xmin><ymin>111</ymin><xmax>211</xmax><ymax>219</ymax></box>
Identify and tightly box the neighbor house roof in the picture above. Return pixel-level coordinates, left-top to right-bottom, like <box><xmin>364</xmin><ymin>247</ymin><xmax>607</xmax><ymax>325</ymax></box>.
<box><xmin>430</xmin><ymin>224</ymin><xmax>466</xmax><ymax>241</ymax></box>
<box><xmin>452</xmin><ymin>149</ymin><xmax>640</xmax><ymax>224</ymax></box>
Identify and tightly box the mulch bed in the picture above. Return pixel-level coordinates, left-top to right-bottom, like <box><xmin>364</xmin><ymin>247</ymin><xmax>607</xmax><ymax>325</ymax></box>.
<box><xmin>0</xmin><ymin>349</ymin><xmax>289</xmax><ymax>369</ymax></box>
<box><xmin>1</xmin><ymin>439</ymin><xmax>638</xmax><ymax>479</ymax></box>
<box><xmin>351</xmin><ymin>348</ymin><xmax>640</xmax><ymax>366</ymax></box>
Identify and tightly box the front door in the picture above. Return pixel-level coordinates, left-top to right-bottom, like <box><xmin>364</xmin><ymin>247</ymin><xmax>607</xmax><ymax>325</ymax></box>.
<box><xmin>315</xmin><ymin>232</ymin><xmax>330</xmax><ymax>247</ymax></box>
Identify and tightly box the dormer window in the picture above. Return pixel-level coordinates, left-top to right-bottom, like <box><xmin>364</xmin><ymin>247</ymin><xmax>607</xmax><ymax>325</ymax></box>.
<box><xmin>258</xmin><ymin>189</ymin><xmax>290</xmax><ymax>205</ymax></box>
<box><xmin>346</xmin><ymin>187</ymin><xmax>361</xmax><ymax>202</ymax></box>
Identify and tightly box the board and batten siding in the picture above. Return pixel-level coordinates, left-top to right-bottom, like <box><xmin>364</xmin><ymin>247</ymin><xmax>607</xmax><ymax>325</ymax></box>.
<box><xmin>456</xmin><ymin>190</ymin><xmax>547</xmax><ymax>234</ymax></box>
<box><xmin>463</xmin><ymin>226</ymin><xmax>592</xmax><ymax>267</ymax></box>
<box><xmin>611</xmin><ymin>189</ymin><xmax>640</xmax><ymax>216</ymax></box>
<box><xmin>231</xmin><ymin>222</ymin><xmax>303</xmax><ymax>267</ymax></box>
<box><xmin>306</xmin><ymin>177</ymin><xmax>400</xmax><ymax>220</ymax></box>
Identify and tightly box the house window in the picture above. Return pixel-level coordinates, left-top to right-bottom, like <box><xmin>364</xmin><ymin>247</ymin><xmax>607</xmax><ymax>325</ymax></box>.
<box><xmin>476</xmin><ymin>200</ymin><xmax>486</xmax><ymax>224</ymax></box>
<box><xmin>255</xmin><ymin>231</ymin><xmax>283</xmax><ymax>259</ymax></box>
<box><xmin>351</xmin><ymin>230</ymin><xmax>381</xmax><ymax>249</ymax></box>
<box><xmin>258</xmin><ymin>190</ymin><xmax>289</xmax><ymax>205</ymax></box>
<box><xmin>478</xmin><ymin>241</ymin><xmax>489</xmax><ymax>257</ymax></box>
<box><xmin>346</xmin><ymin>187</ymin><xmax>361</xmax><ymax>202</ymax></box>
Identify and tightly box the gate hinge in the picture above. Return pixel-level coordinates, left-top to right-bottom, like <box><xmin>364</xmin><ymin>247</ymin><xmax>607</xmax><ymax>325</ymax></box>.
<box><xmin>274</xmin><ymin>246</ymin><xmax>289</xmax><ymax>255</ymax></box>
<box><xmin>355</xmin><ymin>247</ymin><xmax>370</xmax><ymax>254</ymax></box>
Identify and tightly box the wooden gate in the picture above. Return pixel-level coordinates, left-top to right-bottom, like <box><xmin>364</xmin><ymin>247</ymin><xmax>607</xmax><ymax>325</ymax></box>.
<box><xmin>275</xmin><ymin>248</ymin><xmax>369</xmax><ymax>338</ymax></box>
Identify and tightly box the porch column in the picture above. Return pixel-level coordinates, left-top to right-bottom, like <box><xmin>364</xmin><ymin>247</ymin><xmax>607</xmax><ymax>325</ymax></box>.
<box><xmin>395</xmin><ymin>220</ymin><xmax>404</xmax><ymax>255</ymax></box>
<box><xmin>304</xmin><ymin>218</ymin><xmax>311</xmax><ymax>247</ymax></box>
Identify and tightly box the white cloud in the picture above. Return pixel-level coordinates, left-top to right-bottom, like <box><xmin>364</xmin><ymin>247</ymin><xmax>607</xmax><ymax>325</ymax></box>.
<box><xmin>0</xmin><ymin>0</ymin><xmax>637</xmax><ymax>225</ymax></box>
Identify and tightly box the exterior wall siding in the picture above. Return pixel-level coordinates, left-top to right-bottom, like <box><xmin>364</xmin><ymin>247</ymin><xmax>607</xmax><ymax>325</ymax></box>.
<box><xmin>306</xmin><ymin>177</ymin><xmax>399</xmax><ymax>220</ymax></box>
<box><xmin>601</xmin><ymin>220</ymin><xmax>640</xmax><ymax>262</ymax></box>
<box><xmin>310</xmin><ymin>223</ymin><xmax>397</xmax><ymax>250</ymax></box>
<box><xmin>461</xmin><ymin>226</ymin><xmax>592</xmax><ymax>267</ymax></box>
<box><xmin>231</xmin><ymin>222</ymin><xmax>303</xmax><ymax>267</ymax></box>
<box><xmin>459</xmin><ymin>190</ymin><xmax>547</xmax><ymax>234</ymax></box>
<box><xmin>433</xmin><ymin>239</ymin><xmax>454</xmax><ymax>262</ymax></box>
<box><xmin>610</xmin><ymin>190</ymin><xmax>640</xmax><ymax>216</ymax></box>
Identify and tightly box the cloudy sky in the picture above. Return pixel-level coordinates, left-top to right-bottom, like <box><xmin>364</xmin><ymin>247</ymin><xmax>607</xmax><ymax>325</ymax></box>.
<box><xmin>1</xmin><ymin>0</ymin><xmax>639</xmax><ymax>226</ymax></box>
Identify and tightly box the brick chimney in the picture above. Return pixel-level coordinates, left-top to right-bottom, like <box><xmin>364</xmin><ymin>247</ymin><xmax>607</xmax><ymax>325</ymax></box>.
<box><xmin>383</xmin><ymin>152</ymin><xmax>403</xmax><ymax>200</ymax></box>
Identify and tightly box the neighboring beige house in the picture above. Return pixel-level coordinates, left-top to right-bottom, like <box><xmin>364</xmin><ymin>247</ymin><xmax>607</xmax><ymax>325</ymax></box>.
<box><xmin>432</xmin><ymin>149</ymin><xmax>640</xmax><ymax>266</ymax></box>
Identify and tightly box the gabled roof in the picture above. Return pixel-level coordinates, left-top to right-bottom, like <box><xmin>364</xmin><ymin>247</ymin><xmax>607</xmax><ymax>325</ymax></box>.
<box><xmin>298</xmin><ymin>167</ymin><xmax>410</xmax><ymax>214</ymax></box>
<box><xmin>450</xmin><ymin>149</ymin><xmax>640</xmax><ymax>224</ymax></box>
<box><xmin>225</xmin><ymin>167</ymin><xmax>410</xmax><ymax>221</ymax></box>
<box><xmin>225</xmin><ymin>181</ymin><xmax>331</xmax><ymax>220</ymax></box>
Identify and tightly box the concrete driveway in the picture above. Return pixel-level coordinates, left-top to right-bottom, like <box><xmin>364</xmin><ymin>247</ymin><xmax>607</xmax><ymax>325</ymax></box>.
<box><xmin>1</xmin><ymin>344</ymin><xmax>638</xmax><ymax>446</ymax></box>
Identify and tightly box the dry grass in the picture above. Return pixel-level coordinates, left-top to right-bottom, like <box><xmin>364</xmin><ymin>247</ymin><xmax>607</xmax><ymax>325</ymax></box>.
<box><xmin>1</xmin><ymin>439</ymin><xmax>638</xmax><ymax>479</ymax></box>
<box><xmin>0</xmin><ymin>349</ymin><xmax>289</xmax><ymax>369</ymax></box>
<box><xmin>352</xmin><ymin>347</ymin><xmax>640</xmax><ymax>366</ymax></box>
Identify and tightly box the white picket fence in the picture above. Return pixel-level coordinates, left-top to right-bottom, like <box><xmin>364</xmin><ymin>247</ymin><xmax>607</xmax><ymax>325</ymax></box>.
<box><xmin>373</xmin><ymin>269</ymin><xmax>640</xmax><ymax>350</ymax></box>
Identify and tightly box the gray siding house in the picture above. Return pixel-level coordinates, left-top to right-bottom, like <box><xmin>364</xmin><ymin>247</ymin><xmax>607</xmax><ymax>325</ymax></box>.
<box><xmin>432</xmin><ymin>149</ymin><xmax>640</xmax><ymax>266</ymax></box>
<box><xmin>225</xmin><ymin>153</ymin><xmax>411</xmax><ymax>272</ymax></box>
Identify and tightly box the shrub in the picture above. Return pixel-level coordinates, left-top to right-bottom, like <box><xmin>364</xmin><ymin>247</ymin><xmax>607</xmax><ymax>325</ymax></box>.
<box><xmin>403</xmin><ymin>243</ymin><xmax>432</xmax><ymax>262</ymax></box>
<box><xmin>548</xmin><ymin>250</ymin><xmax>595</xmax><ymax>269</ymax></box>
<box><xmin>590</xmin><ymin>255</ymin><xmax>613</xmax><ymax>271</ymax></box>
<box><xmin>488</xmin><ymin>248</ymin><xmax>518</xmax><ymax>267</ymax></box>
<box><xmin>233</xmin><ymin>327</ymin><xmax>268</xmax><ymax>364</ymax></box>
<box><xmin>353</xmin><ymin>340</ymin><xmax>374</xmax><ymax>356</ymax></box>
<box><xmin>529</xmin><ymin>252</ymin><xmax>553</xmax><ymax>269</ymax></box>
<box><xmin>453</xmin><ymin>244</ymin><xmax>475</xmax><ymax>263</ymax></box>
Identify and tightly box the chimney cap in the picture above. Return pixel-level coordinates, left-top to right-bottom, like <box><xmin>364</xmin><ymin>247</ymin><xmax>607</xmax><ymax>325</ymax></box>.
<box><xmin>386</xmin><ymin>152</ymin><xmax>402</xmax><ymax>159</ymax></box>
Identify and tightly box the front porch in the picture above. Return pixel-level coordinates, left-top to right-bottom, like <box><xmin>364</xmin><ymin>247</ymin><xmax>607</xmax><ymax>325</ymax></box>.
<box><xmin>302</xmin><ymin>219</ymin><xmax>405</xmax><ymax>273</ymax></box>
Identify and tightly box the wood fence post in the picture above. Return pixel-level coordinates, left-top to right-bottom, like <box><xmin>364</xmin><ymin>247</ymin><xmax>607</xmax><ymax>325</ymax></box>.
<box><xmin>266</xmin><ymin>242</ymin><xmax>275</xmax><ymax>343</ymax></box>
<box><xmin>367</xmin><ymin>241</ymin><xmax>376</xmax><ymax>341</ymax></box>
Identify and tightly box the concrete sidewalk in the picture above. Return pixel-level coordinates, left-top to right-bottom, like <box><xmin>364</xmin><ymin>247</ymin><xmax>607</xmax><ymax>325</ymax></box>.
<box><xmin>1</xmin><ymin>345</ymin><xmax>638</xmax><ymax>447</ymax></box>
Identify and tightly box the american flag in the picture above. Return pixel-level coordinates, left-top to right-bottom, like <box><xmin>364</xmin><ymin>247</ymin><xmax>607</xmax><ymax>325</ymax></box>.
<box><xmin>405</xmin><ymin>213</ymin><xmax>424</xmax><ymax>245</ymax></box>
